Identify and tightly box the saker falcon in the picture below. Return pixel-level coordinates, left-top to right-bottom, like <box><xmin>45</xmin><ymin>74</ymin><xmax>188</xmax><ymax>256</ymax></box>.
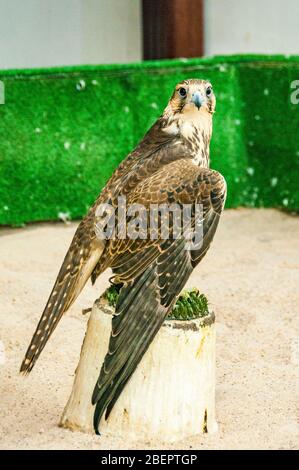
<box><xmin>20</xmin><ymin>79</ymin><xmax>227</xmax><ymax>434</ymax></box>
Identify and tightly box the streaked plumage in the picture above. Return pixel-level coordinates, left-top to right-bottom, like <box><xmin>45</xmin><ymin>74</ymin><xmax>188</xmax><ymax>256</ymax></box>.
<box><xmin>20</xmin><ymin>79</ymin><xmax>226</xmax><ymax>434</ymax></box>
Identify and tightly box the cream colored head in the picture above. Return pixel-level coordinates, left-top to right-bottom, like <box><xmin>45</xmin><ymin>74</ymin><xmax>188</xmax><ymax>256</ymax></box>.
<box><xmin>167</xmin><ymin>79</ymin><xmax>216</xmax><ymax>117</ymax></box>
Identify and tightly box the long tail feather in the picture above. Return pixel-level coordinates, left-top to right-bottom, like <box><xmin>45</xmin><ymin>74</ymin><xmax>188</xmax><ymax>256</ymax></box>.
<box><xmin>20</xmin><ymin>242</ymin><xmax>103</xmax><ymax>374</ymax></box>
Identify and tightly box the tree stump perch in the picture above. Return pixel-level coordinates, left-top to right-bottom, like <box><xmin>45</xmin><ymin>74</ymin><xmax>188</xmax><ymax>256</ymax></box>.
<box><xmin>60</xmin><ymin>293</ymin><xmax>217</xmax><ymax>442</ymax></box>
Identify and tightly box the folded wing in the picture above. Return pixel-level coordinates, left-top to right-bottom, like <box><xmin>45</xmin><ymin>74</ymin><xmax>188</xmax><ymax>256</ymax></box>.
<box><xmin>92</xmin><ymin>160</ymin><xmax>226</xmax><ymax>432</ymax></box>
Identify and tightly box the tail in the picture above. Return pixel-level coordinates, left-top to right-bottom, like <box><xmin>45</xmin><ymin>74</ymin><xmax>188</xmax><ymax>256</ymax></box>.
<box><xmin>20</xmin><ymin>237</ymin><xmax>104</xmax><ymax>375</ymax></box>
<box><xmin>92</xmin><ymin>237</ymin><xmax>193</xmax><ymax>433</ymax></box>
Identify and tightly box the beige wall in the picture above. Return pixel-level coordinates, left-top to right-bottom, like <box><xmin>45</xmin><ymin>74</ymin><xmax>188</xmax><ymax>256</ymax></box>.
<box><xmin>0</xmin><ymin>0</ymin><xmax>142</xmax><ymax>70</ymax></box>
<box><xmin>204</xmin><ymin>0</ymin><xmax>299</xmax><ymax>56</ymax></box>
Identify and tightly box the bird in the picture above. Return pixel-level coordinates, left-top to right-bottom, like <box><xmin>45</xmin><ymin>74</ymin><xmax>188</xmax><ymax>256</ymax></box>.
<box><xmin>20</xmin><ymin>79</ymin><xmax>226</xmax><ymax>434</ymax></box>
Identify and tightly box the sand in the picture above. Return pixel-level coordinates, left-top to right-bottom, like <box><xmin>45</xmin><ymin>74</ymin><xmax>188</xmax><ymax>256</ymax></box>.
<box><xmin>0</xmin><ymin>208</ymin><xmax>298</xmax><ymax>450</ymax></box>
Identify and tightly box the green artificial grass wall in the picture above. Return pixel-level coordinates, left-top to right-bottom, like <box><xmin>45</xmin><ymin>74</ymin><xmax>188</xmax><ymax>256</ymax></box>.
<box><xmin>0</xmin><ymin>55</ymin><xmax>299</xmax><ymax>225</ymax></box>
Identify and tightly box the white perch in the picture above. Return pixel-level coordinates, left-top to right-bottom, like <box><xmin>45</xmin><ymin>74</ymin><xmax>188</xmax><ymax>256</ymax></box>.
<box><xmin>60</xmin><ymin>296</ymin><xmax>217</xmax><ymax>442</ymax></box>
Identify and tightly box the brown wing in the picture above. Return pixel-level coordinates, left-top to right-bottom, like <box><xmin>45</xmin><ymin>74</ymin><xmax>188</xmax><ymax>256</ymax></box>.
<box><xmin>92</xmin><ymin>160</ymin><xmax>226</xmax><ymax>433</ymax></box>
<box><xmin>20</xmin><ymin>120</ymin><xmax>183</xmax><ymax>375</ymax></box>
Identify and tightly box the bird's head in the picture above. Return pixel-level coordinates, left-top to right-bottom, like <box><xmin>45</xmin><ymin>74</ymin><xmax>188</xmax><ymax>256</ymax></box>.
<box><xmin>168</xmin><ymin>79</ymin><xmax>215</xmax><ymax>116</ymax></box>
<box><xmin>160</xmin><ymin>79</ymin><xmax>215</xmax><ymax>146</ymax></box>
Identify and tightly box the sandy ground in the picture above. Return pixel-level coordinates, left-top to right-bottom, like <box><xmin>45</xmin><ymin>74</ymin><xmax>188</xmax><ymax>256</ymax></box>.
<box><xmin>0</xmin><ymin>208</ymin><xmax>298</xmax><ymax>450</ymax></box>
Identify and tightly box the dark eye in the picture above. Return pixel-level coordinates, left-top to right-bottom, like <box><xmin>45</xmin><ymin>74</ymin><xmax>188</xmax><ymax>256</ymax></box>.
<box><xmin>206</xmin><ymin>86</ymin><xmax>212</xmax><ymax>97</ymax></box>
<box><xmin>178</xmin><ymin>87</ymin><xmax>187</xmax><ymax>98</ymax></box>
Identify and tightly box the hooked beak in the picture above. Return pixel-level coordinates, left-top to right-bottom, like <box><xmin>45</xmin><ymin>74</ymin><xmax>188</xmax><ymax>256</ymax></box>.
<box><xmin>191</xmin><ymin>91</ymin><xmax>202</xmax><ymax>110</ymax></box>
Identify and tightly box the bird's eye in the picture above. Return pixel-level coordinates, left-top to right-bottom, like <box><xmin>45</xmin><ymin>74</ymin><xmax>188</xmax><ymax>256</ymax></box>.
<box><xmin>206</xmin><ymin>86</ymin><xmax>213</xmax><ymax>97</ymax></box>
<box><xmin>178</xmin><ymin>87</ymin><xmax>187</xmax><ymax>98</ymax></box>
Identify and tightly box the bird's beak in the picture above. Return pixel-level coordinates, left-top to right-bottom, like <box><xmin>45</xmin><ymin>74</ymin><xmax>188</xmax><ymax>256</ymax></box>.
<box><xmin>191</xmin><ymin>91</ymin><xmax>203</xmax><ymax>110</ymax></box>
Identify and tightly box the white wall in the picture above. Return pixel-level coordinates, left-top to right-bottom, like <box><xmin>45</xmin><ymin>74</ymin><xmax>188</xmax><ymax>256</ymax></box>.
<box><xmin>1</xmin><ymin>0</ymin><xmax>298</xmax><ymax>70</ymax></box>
<box><xmin>80</xmin><ymin>0</ymin><xmax>142</xmax><ymax>65</ymax></box>
<box><xmin>0</xmin><ymin>0</ymin><xmax>142</xmax><ymax>70</ymax></box>
<box><xmin>204</xmin><ymin>0</ymin><xmax>299</xmax><ymax>56</ymax></box>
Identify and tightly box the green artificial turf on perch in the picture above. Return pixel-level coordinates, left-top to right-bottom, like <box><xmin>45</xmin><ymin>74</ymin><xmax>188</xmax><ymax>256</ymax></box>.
<box><xmin>168</xmin><ymin>288</ymin><xmax>209</xmax><ymax>320</ymax></box>
<box><xmin>103</xmin><ymin>285</ymin><xmax>209</xmax><ymax>320</ymax></box>
<box><xmin>1</xmin><ymin>55</ymin><xmax>299</xmax><ymax>226</ymax></box>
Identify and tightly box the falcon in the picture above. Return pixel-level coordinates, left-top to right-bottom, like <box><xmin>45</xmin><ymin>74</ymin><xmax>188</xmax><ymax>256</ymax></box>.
<box><xmin>20</xmin><ymin>79</ymin><xmax>226</xmax><ymax>434</ymax></box>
